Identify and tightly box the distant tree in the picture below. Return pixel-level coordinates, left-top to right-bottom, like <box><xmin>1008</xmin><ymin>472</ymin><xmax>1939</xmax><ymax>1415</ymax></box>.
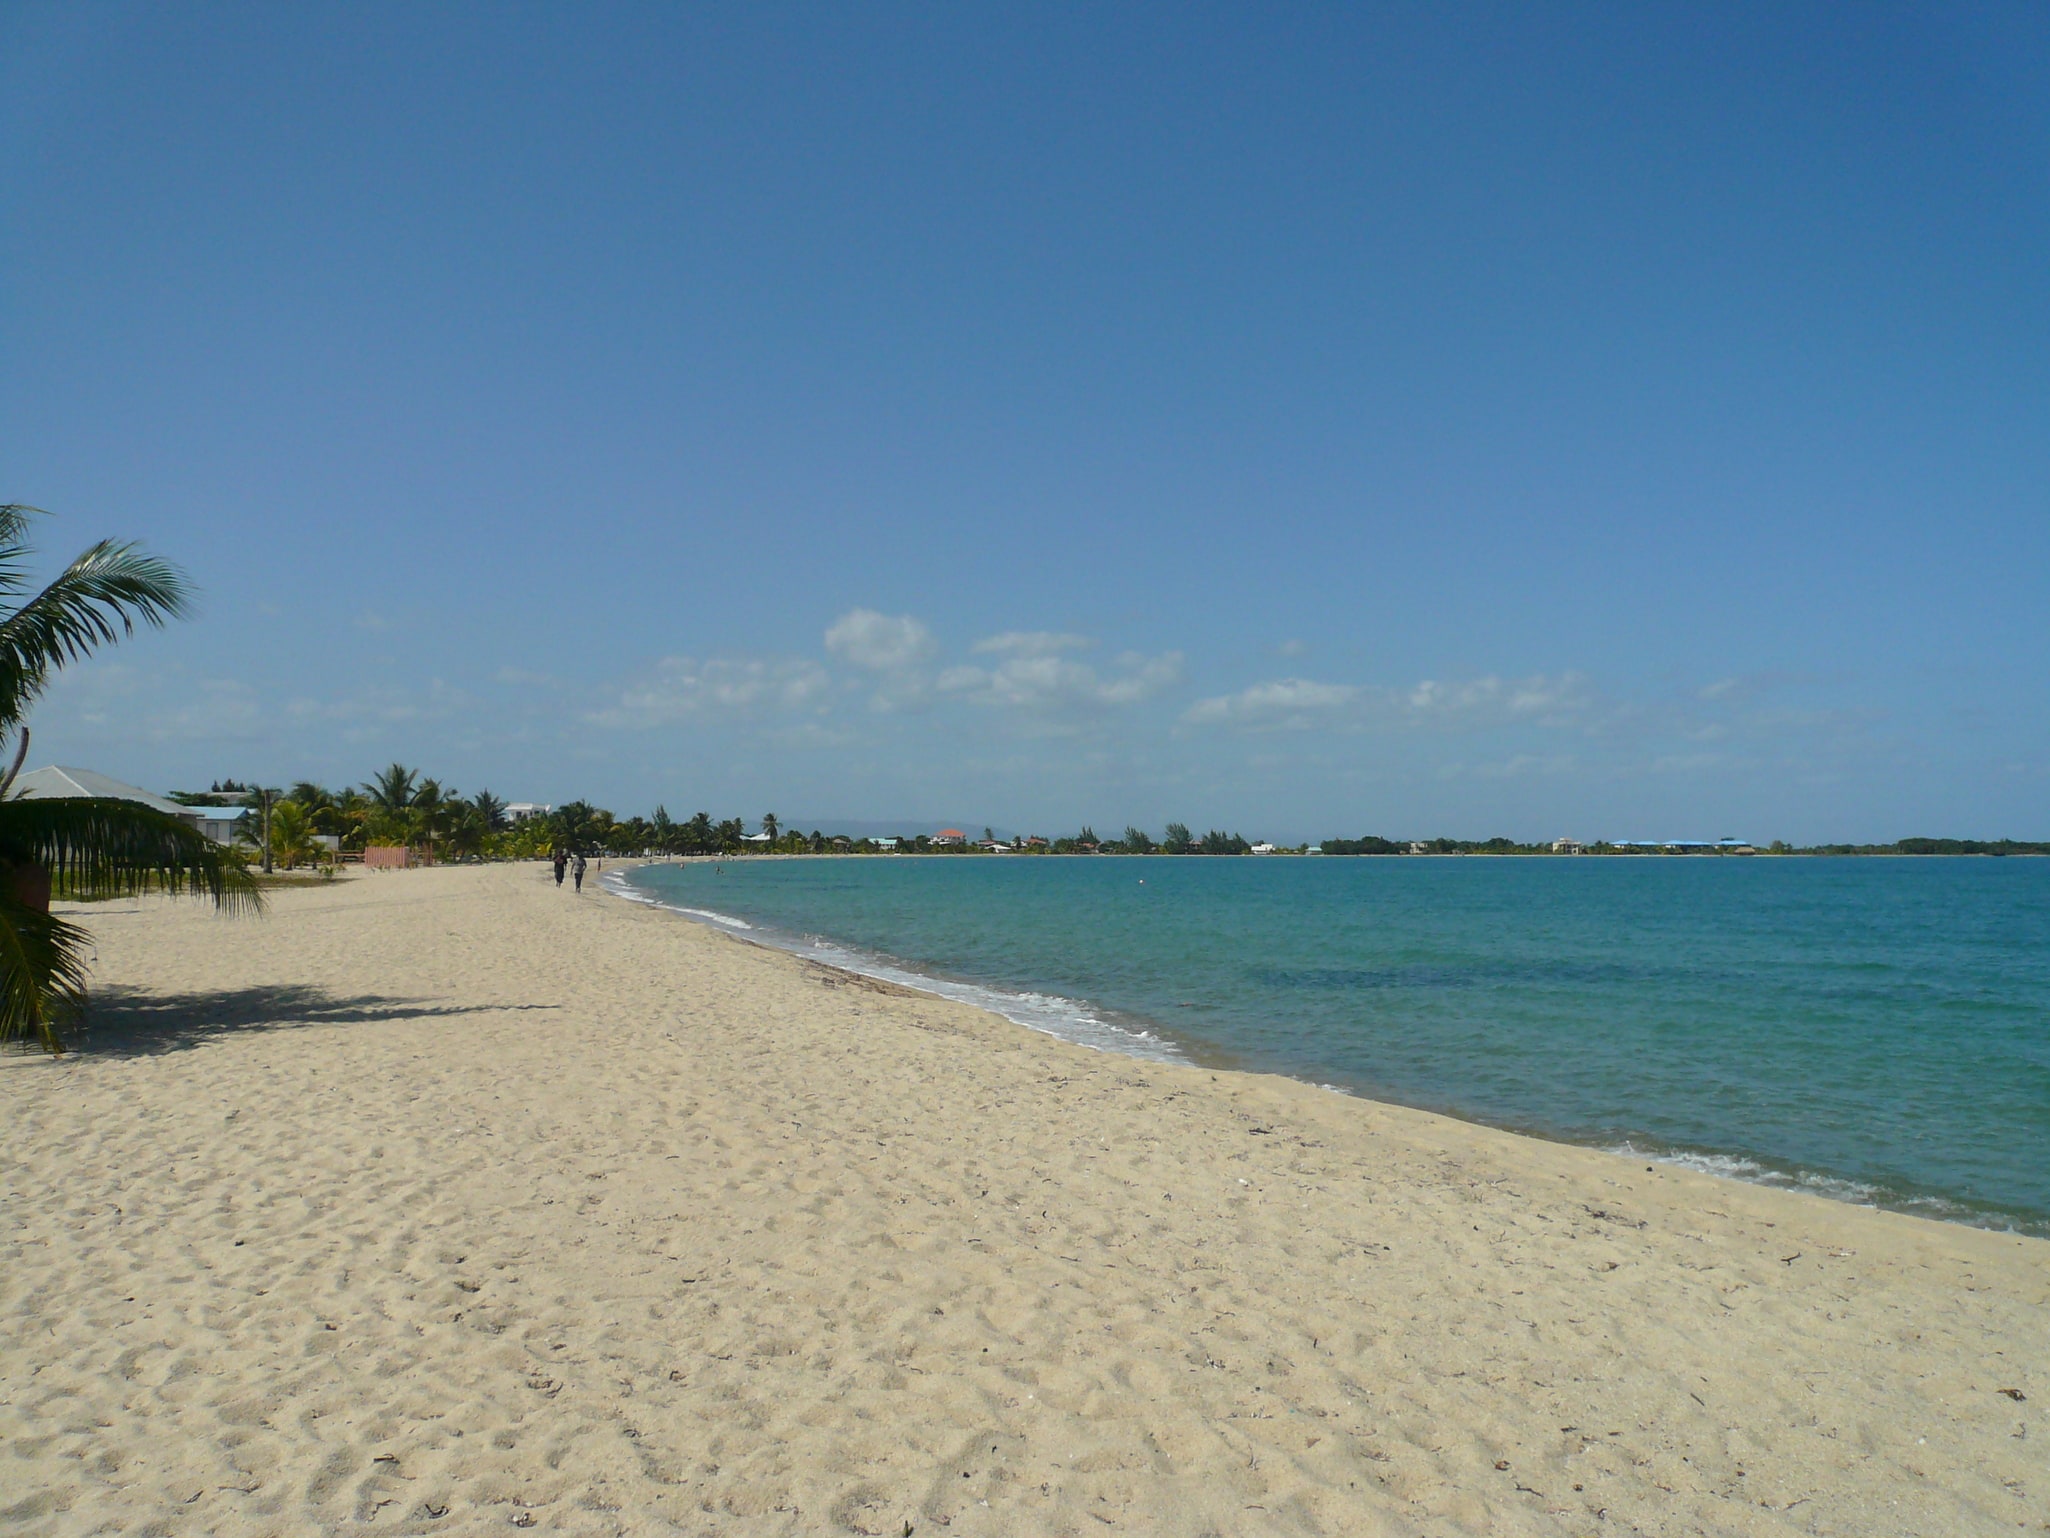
<box><xmin>684</xmin><ymin>811</ymin><xmax>715</xmax><ymax>854</ymax></box>
<box><xmin>1122</xmin><ymin>826</ymin><xmax>1155</xmax><ymax>854</ymax></box>
<box><xmin>472</xmin><ymin>789</ymin><xmax>508</xmax><ymax>833</ymax></box>
<box><xmin>444</xmin><ymin>802</ymin><xmax>488</xmax><ymax>861</ymax></box>
<box><xmin>265</xmin><ymin>799</ymin><xmax>323</xmax><ymax>869</ymax></box>
<box><xmin>410</xmin><ymin>778</ymin><xmax>454</xmax><ymax>851</ymax></box>
<box><xmin>289</xmin><ymin>781</ymin><xmax>333</xmax><ymax>812</ymax></box>
<box><xmin>1163</xmin><ymin>822</ymin><xmax>1193</xmax><ymax>854</ymax></box>
<box><xmin>364</xmin><ymin>763</ymin><xmax>418</xmax><ymax>817</ymax></box>
<box><xmin>762</xmin><ymin>812</ymin><xmax>779</xmax><ymax>844</ymax></box>
<box><xmin>1076</xmin><ymin>826</ymin><xmax>1098</xmax><ymax>848</ymax></box>
<box><xmin>552</xmin><ymin>800</ymin><xmax>603</xmax><ymax>855</ymax></box>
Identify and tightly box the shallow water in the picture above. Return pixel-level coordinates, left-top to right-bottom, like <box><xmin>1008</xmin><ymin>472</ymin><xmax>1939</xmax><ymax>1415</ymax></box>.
<box><xmin>620</xmin><ymin>855</ymin><xmax>2050</xmax><ymax>1234</ymax></box>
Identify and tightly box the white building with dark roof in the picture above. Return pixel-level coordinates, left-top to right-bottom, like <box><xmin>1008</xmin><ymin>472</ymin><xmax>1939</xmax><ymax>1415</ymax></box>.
<box><xmin>10</xmin><ymin>765</ymin><xmax>249</xmax><ymax>844</ymax></box>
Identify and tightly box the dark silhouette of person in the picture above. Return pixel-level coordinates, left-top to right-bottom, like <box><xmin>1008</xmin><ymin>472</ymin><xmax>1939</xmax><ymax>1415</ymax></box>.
<box><xmin>573</xmin><ymin>853</ymin><xmax>588</xmax><ymax>892</ymax></box>
<box><xmin>553</xmin><ymin>850</ymin><xmax>568</xmax><ymax>886</ymax></box>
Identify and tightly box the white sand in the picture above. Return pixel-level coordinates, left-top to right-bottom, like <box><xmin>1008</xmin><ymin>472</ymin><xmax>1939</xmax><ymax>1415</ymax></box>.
<box><xmin>3</xmin><ymin>863</ymin><xmax>2043</xmax><ymax>1536</ymax></box>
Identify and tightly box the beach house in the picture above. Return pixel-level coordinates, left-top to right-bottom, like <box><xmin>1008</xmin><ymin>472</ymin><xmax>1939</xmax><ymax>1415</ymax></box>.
<box><xmin>931</xmin><ymin>829</ymin><xmax>966</xmax><ymax>847</ymax></box>
<box><xmin>12</xmin><ymin>766</ymin><xmax>246</xmax><ymax>844</ymax></box>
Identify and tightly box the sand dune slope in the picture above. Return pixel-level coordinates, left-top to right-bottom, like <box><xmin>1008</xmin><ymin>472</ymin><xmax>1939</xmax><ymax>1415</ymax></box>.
<box><xmin>2</xmin><ymin>864</ymin><xmax>2043</xmax><ymax>1536</ymax></box>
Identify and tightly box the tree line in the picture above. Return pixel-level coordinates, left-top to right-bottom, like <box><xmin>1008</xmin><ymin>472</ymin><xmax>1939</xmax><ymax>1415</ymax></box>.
<box><xmin>196</xmin><ymin>768</ymin><xmax>2050</xmax><ymax>869</ymax></box>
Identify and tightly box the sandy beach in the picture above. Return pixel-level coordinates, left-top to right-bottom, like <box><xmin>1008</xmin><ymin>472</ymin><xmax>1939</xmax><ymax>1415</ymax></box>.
<box><xmin>2</xmin><ymin>864</ymin><xmax>2043</xmax><ymax>1537</ymax></box>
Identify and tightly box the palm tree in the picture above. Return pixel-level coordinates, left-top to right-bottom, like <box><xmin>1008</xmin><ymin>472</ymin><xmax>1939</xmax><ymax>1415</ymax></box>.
<box><xmin>410</xmin><ymin>777</ymin><xmax>450</xmax><ymax>852</ymax></box>
<box><xmin>362</xmin><ymin>763</ymin><xmax>418</xmax><ymax>846</ymax></box>
<box><xmin>265</xmin><ymin>800</ymin><xmax>322</xmax><ymax>869</ymax></box>
<box><xmin>364</xmin><ymin>763</ymin><xmax>417</xmax><ymax>817</ymax></box>
<box><xmin>552</xmin><ymin>800</ymin><xmax>601</xmax><ymax>856</ymax></box>
<box><xmin>471</xmin><ymin>789</ymin><xmax>507</xmax><ymax>834</ymax></box>
<box><xmin>0</xmin><ymin>505</ymin><xmax>259</xmax><ymax>1052</ymax></box>
<box><xmin>762</xmin><ymin>812</ymin><xmax>780</xmax><ymax>845</ymax></box>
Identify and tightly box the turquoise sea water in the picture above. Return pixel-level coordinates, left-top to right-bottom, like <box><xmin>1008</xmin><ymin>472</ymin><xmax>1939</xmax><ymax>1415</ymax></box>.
<box><xmin>617</xmin><ymin>856</ymin><xmax>2050</xmax><ymax>1235</ymax></box>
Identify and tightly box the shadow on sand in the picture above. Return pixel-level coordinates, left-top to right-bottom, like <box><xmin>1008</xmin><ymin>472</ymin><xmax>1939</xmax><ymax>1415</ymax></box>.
<box><xmin>63</xmin><ymin>984</ymin><xmax>557</xmax><ymax>1058</ymax></box>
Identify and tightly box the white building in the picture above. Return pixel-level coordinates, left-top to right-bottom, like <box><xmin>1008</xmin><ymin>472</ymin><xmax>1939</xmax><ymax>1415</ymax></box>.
<box><xmin>1249</xmin><ymin>842</ymin><xmax>1279</xmax><ymax>855</ymax></box>
<box><xmin>12</xmin><ymin>766</ymin><xmax>248</xmax><ymax>845</ymax></box>
<box><xmin>504</xmin><ymin>803</ymin><xmax>552</xmax><ymax>824</ymax></box>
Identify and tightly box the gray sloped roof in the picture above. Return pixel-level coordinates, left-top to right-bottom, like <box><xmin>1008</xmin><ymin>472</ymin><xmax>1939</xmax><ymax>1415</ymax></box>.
<box><xmin>10</xmin><ymin>765</ymin><xmax>196</xmax><ymax>820</ymax></box>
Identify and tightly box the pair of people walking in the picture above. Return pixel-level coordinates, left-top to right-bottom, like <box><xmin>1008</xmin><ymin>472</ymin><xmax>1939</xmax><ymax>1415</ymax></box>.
<box><xmin>552</xmin><ymin>850</ymin><xmax>588</xmax><ymax>891</ymax></box>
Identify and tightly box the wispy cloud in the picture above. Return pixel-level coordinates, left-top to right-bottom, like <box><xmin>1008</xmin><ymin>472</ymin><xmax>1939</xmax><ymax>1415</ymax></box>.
<box><xmin>590</xmin><ymin>656</ymin><xmax>831</xmax><ymax>728</ymax></box>
<box><xmin>972</xmin><ymin>631</ymin><xmax>1094</xmax><ymax>657</ymax></box>
<box><xmin>1184</xmin><ymin>672</ymin><xmax>1592</xmax><ymax>732</ymax></box>
<box><xmin>937</xmin><ymin>650</ymin><xmax>1183</xmax><ymax>718</ymax></box>
<box><xmin>825</xmin><ymin>609</ymin><xmax>936</xmax><ymax>671</ymax></box>
<box><xmin>1182</xmin><ymin>678</ymin><xmax>1359</xmax><ymax>728</ymax></box>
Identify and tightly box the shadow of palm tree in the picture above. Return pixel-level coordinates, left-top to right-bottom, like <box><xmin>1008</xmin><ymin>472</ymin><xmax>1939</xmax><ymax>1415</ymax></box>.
<box><xmin>66</xmin><ymin>984</ymin><xmax>558</xmax><ymax>1058</ymax></box>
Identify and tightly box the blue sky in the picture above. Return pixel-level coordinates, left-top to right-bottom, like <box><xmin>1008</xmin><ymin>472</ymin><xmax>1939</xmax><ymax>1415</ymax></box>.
<box><xmin>3</xmin><ymin>3</ymin><xmax>2046</xmax><ymax>841</ymax></box>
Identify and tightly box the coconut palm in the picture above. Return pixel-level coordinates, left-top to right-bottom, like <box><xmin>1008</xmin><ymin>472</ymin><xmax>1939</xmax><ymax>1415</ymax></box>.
<box><xmin>265</xmin><ymin>799</ymin><xmax>322</xmax><ymax>869</ymax></box>
<box><xmin>363</xmin><ymin>764</ymin><xmax>416</xmax><ymax>813</ymax></box>
<box><xmin>409</xmin><ymin>777</ymin><xmax>450</xmax><ymax>851</ymax></box>
<box><xmin>0</xmin><ymin>505</ymin><xmax>259</xmax><ymax>1052</ymax></box>
<box><xmin>471</xmin><ymin>789</ymin><xmax>507</xmax><ymax>834</ymax></box>
<box><xmin>361</xmin><ymin>763</ymin><xmax>418</xmax><ymax>846</ymax></box>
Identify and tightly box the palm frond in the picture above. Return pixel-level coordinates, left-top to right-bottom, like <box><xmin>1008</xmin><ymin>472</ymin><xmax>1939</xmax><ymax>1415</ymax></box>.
<box><xmin>0</xmin><ymin>797</ymin><xmax>262</xmax><ymax>911</ymax></box>
<box><xmin>0</xmin><ymin>505</ymin><xmax>46</xmax><ymax>602</ymax></box>
<box><xmin>0</xmin><ymin>541</ymin><xmax>191</xmax><ymax>728</ymax></box>
<box><xmin>0</xmin><ymin>890</ymin><xmax>92</xmax><ymax>1052</ymax></box>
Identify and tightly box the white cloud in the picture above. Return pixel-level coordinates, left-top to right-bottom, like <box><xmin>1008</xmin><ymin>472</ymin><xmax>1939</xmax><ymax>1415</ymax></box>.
<box><xmin>1186</xmin><ymin>671</ymin><xmax>1593</xmax><ymax>732</ymax></box>
<box><xmin>1406</xmin><ymin>673</ymin><xmax>1590</xmax><ymax>720</ymax></box>
<box><xmin>590</xmin><ymin>656</ymin><xmax>831</xmax><ymax>728</ymax></box>
<box><xmin>825</xmin><ymin>609</ymin><xmax>936</xmax><ymax>671</ymax></box>
<box><xmin>972</xmin><ymin>631</ymin><xmax>1093</xmax><ymax>657</ymax></box>
<box><xmin>1183</xmin><ymin>678</ymin><xmax>1359</xmax><ymax>728</ymax></box>
<box><xmin>938</xmin><ymin>650</ymin><xmax>1183</xmax><ymax>715</ymax></box>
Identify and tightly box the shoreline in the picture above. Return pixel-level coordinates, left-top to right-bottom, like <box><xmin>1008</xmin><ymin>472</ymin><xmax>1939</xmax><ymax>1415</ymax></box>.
<box><xmin>5</xmin><ymin>863</ymin><xmax>2042</xmax><ymax>1534</ymax></box>
<box><xmin>607</xmin><ymin>862</ymin><xmax>2046</xmax><ymax>1242</ymax></box>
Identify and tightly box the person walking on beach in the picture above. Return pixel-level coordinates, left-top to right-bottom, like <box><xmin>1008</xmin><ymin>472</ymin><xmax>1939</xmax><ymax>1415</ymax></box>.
<box><xmin>573</xmin><ymin>852</ymin><xmax>588</xmax><ymax>892</ymax></box>
<box><xmin>552</xmin><ymin>850</ymin><xmax>567</xmax><ymax>886</ymax></box>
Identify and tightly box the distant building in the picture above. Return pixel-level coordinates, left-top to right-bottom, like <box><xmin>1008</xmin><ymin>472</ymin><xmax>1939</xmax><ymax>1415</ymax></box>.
<box><xmin>873</xmin><ymin>836</ymin><xmax>899</xmax><ymax>850</ymax></box>
<box><xmin>14</xmin><ymin>766</ymin><xmax>248</xmax><ymax>845</ymax></box>
<box><xmin>1408</xmin><ymin>841</ymin><xmax>1430</xmax><ymax>855</ymax></box>
<box><xmin>979</xmin><ymin>840</ymin><xmax>1012</xmax><ymax>853</ymax></box>
<box><xmin>1552</xmin><ymin>837</ymin><xmax>1585</xmax><ymax>855</ymax></box>
<box><xmin>1249</xmin><ymin>842</ymin><xmax>1278</xmax><ymax>855</ymax></box>
<box><xmin>931</xmin><ymin>829</ymin><xmax>966</xmax><ymax>847</ymax></box>
<box><xmin>504</xmin><ymin>803</ymin><xmax>552</xmax><ymax>824</ymax></box>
